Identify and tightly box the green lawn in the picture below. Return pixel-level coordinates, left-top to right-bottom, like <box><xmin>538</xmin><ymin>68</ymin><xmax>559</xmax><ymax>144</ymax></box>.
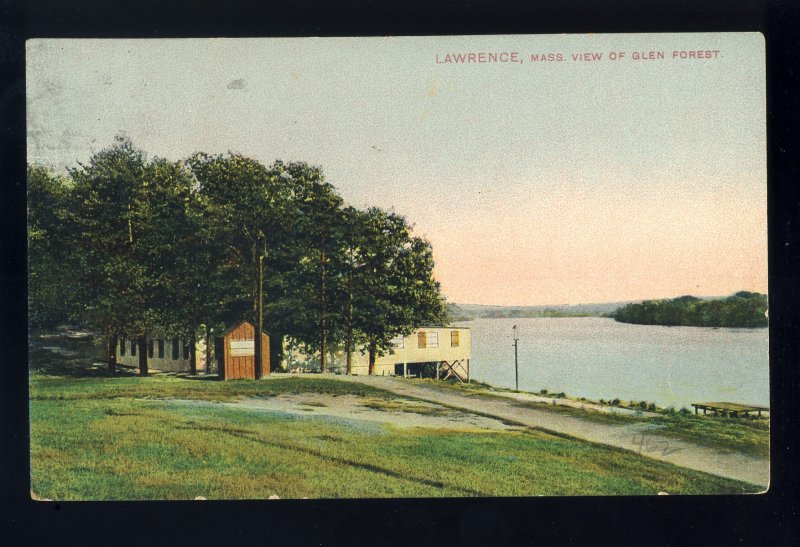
<box><xmin>29</xmin><ymin>373</ymin><xmax>761</xmax><ymax>499</ymax></box>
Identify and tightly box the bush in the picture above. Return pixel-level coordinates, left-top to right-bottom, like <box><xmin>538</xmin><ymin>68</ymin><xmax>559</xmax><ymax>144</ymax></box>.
<box><xmin>539</xmin><ymin>389</ymin><xmax>548</xmax><ymax>395</ymax></box>
<box><xmin>664</xmin><ymin>405</ymin><xmax>676</xmax><ymax>414</ymax></box>
<box><xmin>599</xmin><ymin>399</ymin><xmax>606</xmax><ymax>405</ymax></box>
<box><xmin>679</xmin><ymin>407</ymin><xmax>690</xmax><ymax>416</ymax></box>
<box><xmin>647</xmin><ymin>402</ymin><xmax>657</xmax><ymax>412</ymax></box>
<box><xmin>611</xmin><ymin>398</ymin><xmax>621</xmax><ymax>406</ymax></box>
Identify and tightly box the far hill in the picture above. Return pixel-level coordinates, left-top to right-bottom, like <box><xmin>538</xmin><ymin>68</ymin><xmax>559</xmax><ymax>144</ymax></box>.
<box><xmin>612</xmin><ymin>291</ymin><xmax>768</xmax><ymax>328</ymax></box>
<box><xmin>448</xmin><ymin>301</ymin><xmax>632</xmax><ymax>321</ymax></box>
<box><xmin>449</xmin><ymin>292</ymin><xmax>768</xmax><ymax>324</ymax></box>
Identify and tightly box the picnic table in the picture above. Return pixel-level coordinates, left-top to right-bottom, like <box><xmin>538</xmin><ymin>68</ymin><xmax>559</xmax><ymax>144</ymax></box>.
<box><xmin>691</xmin><ymin>401</ymin><xmax>769</xmax><ymax>418</ymax></box>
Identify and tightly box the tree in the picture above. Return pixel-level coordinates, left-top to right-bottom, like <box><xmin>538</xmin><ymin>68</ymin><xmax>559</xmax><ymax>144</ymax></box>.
<box><xmin>340</xmin><ymin>207</ymin><xmax>449</xmax><ymax>374</ymax></box>
<box><xmin>136</xmin><ymin>158</ymin><xmax>214</xmax><ymax>375</ymax></box>
<box><xmin>188</xmin><ymin>153</ymin><xmax>293</xmax><ymax>377</ymax></box>
<box><xmin>27</xmin><ymin>165</ymin><xmax>78</xmax><ymax>328</ymax></box>
<box><xmin>68</xmin><ymin>136</ymin><xmax>154</xmax><ymax>373</ymax></box>
<box><xmin>276</xmin><ymin>165</ymin><xmax>346</xmax><ymax>373</ymax></box>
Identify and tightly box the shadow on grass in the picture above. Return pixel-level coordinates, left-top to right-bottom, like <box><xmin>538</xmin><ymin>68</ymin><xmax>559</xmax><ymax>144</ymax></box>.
<box><xmin>171</xmin><ymin>373</ymin><xmax>221</xmax><ymax>382</ymax></box>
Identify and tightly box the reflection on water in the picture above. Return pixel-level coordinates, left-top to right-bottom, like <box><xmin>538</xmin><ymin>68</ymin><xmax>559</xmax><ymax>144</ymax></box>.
<box><xmin>456</xmin><ymin>317</ymin><xmax>769</xmax><ymax>408</ymax></box>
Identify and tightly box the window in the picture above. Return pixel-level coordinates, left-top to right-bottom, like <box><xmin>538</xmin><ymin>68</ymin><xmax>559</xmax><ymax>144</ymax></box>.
<box><xmin>131</xmin><ymin>340</ymin><xmax>136</xmax><ymax>356</ymax></box>
<box><xmin>148</xmin><ymin>339</ymin><xmax>154</xmax><ymax>358</ymax></box>
<box><xmin>158</xmin><ymin>339</ymin><xmax>165</xmax><ymax>358</ymax></box>
<box><xmin>451</xmin><ymin>330</ymin><xmax>460</xmax><ymax>347</ymax></box>
<box><xmin>172</xmin><ymin>338</ymin><xmax>179</xmax><ymax>360</ymax></box>
<box><xmin>183</xmin><ymin>340</ymin><xmax>190</xmax><ymax>360</ymax></box>
<box><xmin>426</xmin><ymin>332</ymin><xmax>439</xmax><ymax>348</ymax></box>
<box><xmin>417</xmin><ymin>331</ymin><xmax>426</xmax><ymax>349</ymax></box>
<box><xmin>120</xmin><ymin>337</ymin><xmax>126</xmax><ymax>356</ymax></box>
<box><xmin>390</xmin><ymin>335</ymin><xmax>405</xmax><ymax>349</ymax></box>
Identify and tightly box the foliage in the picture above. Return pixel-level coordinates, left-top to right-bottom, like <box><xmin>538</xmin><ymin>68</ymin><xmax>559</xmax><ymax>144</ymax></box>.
<box><xmin>27</xmin><ymin>166</ymin><xmax>78</xmax><ymax>327</ymax></box>
<box><xmin>28</xmin><ymin>138</ymin><xmax>451</xmax><ymax>374</ymax></box>
<box><xmin>613</xmin><ymin>292</ymin><xmax>768</xmax><ymax>328</ymax></box>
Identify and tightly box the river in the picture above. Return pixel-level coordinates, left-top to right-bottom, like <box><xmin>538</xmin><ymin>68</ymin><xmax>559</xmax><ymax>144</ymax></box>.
<box><xmin>456</xmin><ymin>317</ymin><xmax>769</xmax><ymax>409</ymax></box>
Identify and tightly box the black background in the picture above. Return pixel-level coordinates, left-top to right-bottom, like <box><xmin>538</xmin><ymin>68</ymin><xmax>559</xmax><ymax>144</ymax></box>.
<box><xmin>2</xmin><ymin>1</ymin><xmax>798</xmax><ymax>545</ymax></box>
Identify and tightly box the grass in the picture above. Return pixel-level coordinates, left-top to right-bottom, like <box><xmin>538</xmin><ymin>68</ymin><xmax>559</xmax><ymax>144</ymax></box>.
<box><xmin>29</xmin><ymin>371</ymin><xmax>762</xmax><ymax>499</ymax></box>
<box><xmin>29</xmin><ymin>373</ymin><xmax>397</xmax><ymax>403</ymax></box>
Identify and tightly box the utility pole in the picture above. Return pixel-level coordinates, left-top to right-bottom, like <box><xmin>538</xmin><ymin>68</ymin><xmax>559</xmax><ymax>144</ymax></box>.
<box><xmin>513</xmin><ymin>324</ymin><xmax>519</xmax><ymax>391</ymax></box>
<box><xmin>254</xmin><ymin>231</ymin><xmax>265</xmax><ymax>379</ymax></box>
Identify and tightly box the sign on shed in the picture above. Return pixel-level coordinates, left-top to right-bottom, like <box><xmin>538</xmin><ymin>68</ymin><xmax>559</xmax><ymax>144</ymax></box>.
<box><xmin>220</xmin><ymin>321</ymin><xmax>270</xmax><ymax>380</ymax></box>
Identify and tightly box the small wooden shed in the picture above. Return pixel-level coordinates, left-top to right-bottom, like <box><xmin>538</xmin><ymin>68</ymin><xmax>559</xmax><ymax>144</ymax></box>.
<box><xmin>217</xmin><ymin>320</ymin><xmax>270</xmax><ymax>380</ymax></box>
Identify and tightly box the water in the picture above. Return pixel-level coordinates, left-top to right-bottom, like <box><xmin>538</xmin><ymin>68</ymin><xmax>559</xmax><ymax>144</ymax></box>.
<box><xmin>458</xmin><ymin>317</ymin><xmax>769</xmax><ymax>409</ymax></box>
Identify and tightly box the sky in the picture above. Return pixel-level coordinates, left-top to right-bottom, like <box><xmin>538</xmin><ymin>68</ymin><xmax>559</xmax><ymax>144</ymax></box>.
<box><xmin>26</xmin><ymin>34</ymin><xmax>767</xmax><ymax>306</ymax></box>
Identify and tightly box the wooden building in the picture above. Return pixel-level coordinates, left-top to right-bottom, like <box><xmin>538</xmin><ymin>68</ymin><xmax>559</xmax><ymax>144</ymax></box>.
<box><xmin>216</xmin><ymin>320</ymin><xmax>270</xmax><ymax>380</ymax></box>
<box><xmin>284</xmin><ymin>326</ymin><xmax>471</xmax><ymax>381</ymax></box>
<box><xmin>116</xmin><ymin>336</ymin><xmax>206</xmax><ymax>373</ymax></box>
<box><xmin>115</xmin><ymin>320</ymin><xmax>269</xmax><ymax>379</ymax></box>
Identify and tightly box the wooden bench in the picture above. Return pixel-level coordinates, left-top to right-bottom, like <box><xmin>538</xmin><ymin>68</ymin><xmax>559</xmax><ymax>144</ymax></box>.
<box><xmin>691</xmin><ymin>402</ymin><xmax>769</xmax><ymax>418</ymax></box>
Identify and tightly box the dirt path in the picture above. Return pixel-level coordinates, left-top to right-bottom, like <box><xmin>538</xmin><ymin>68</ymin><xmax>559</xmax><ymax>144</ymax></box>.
<box><xmin>318</xmin><ymin>375</ymin><xmax>769</xmax><ymax>488</ymax></box>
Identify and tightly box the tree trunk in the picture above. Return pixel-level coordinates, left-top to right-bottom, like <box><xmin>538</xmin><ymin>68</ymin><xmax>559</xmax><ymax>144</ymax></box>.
<box><xmin>107</xmin><ymin>333</ymin><xmax>118</xmax><ymax>374</ymax></box>
<box><xmin>269</xmin><ymin>331</ymin><xmax>283</xmax><ymax>373</ymax></box>
<box><xmin>137</xmin><ymin>334</ymin><xmax>148</xmax><ymax>376</ymax></box>
<box><xmin>345</xmin><ymin>287</ymin><xmax>353</xmax><ymax>375</ymax></box>
<box><xmin>368</xmin><ymin>340</ymin><xmax>377</xmax><ymax>375</ymax></box>
<box><xmin>319</xmin><ymin>249</ymin><xmax>327</xmax><ymax>373</ymax></box>
<box><xmin>320</xmin><ymin>329</ymin><xmax>327</xmax><ymax>373</ymax></box>
<box><xmin>205</xmin><ymin>327</ymin><xmax>211</xmax><ymax>374</ymax></box>
<box><xmin>189</xmin><ymin>336</ymin><xmax>197</xmax><ymax>375</ymax></box>
<box><xmin>345</xmin><ymin>333</ymin><xmax>353</xmax><ymax>375</ymax></box>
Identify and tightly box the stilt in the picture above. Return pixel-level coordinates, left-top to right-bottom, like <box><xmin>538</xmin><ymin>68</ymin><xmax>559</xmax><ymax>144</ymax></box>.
<box><xmin>403</xmin><ymin>362</ymin><xmax>407</xmax><ymax>378</ymax></box>
<box><xmin>467</xmin><ymin>359</ymin><xmax>470</xmax><ymax>383</ymax></box>
<box><xmin>436</xmin><ymin>362</ymin><xmax>440</xmax><ymax>380</ymax></box>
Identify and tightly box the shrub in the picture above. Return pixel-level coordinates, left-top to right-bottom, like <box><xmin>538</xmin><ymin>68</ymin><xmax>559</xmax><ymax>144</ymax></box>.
<box><xmin>611</xmin><ymin>398</ymin><xmax>621</xmax><ymax>406</ymax></box>
<box><xmin>539</xmin><ymin>389</ymin><xmax>548</xmax><ymax>395</ymax></box>
<box><xmin>647</xmin><ymin>402</ymin><xmax>657</xmax><ymax>412</ymax></box>
<box><xmin>679</xmin><ymin>407</ymin><xmax>690</xmax><ymax>416</ymax></box>
<box><xmin>599</xmin><ymin>399</ymin><xmax>606</xmax><ymax>405</ymax></box>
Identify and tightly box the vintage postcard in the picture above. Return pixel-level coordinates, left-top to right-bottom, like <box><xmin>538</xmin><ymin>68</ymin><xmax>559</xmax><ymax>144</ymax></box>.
<box><xmin>27</xmin><ymin>33</ymin><xmax>768</xmax><ymax>500</ymax></box>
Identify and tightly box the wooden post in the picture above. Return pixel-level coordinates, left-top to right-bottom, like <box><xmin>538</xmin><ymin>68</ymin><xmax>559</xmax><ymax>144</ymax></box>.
<box><xmin>694</xmin><ymin>406</ymin><xmax>698</xmax><ymax>415</ymax></box>
<box><xmin>467</xmin><ymin>359</ymin><xmax>470</xmax><ymax>384</ymax></box>
<box><xmin>403</xmin><ymin>362</ymin><xmax>407</xmax><ymax>378</ymax></box>
<box><xmin>436</xmin><ymin>362</ymin><xmax>440</xmax><ymax>380</ymax></box>
<box><xmin>254</xmin><ymin>236</ymin><xmax>265</xmax><ymax>380</ymax></box>
<box><xmin>189</xmin><ymin>337</ymin><xmax>197</xmax><ymax>375</ymax></box>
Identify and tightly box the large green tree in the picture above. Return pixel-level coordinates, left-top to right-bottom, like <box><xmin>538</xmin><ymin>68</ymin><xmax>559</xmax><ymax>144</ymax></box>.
<box><xmin>275</xmin><ymin>164</ymin><xmax>346</xmax><ymax>373</ymax></box>
<box><xmin>340</xmin><ymin>207</ymin><xmax>449</xmax><ymax>374</ymax></box>
<box><xmin>188</xmin><ymin>153</ymin><xmax>295</xmax><ymax>376</ymax></box>
<box><xmin>68</xmin><ymin>137</ymin><xmax>157</xmax><ymax>373</ymax></box>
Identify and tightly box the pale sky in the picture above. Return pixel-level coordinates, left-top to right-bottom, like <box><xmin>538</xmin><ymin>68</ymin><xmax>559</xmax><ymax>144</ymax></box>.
<box><xmin>26</xmin><ymin>34</ymin><xmax>767</xmax><ymax>306</ymax></box>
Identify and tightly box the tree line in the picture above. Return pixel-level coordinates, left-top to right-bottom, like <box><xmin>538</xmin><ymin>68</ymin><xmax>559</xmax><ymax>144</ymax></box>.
<box><xmin>28</xmin><ymin>136</ymin><xmax>449</xmax><ymax>375</ymax></box>
<box><xmin>613</xmin><ymin>292</ymin><xmax>768</xmax><ymax>328</ymax></box>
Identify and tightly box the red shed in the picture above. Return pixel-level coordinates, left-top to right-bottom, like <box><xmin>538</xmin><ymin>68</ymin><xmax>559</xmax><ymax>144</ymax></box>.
<box><xmin>219</xmin><ymin>321</ymin><xmax>270</xmax><ymax>380</ymax></box>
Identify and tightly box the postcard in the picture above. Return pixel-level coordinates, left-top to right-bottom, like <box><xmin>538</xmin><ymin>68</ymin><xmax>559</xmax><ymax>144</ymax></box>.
<box><xmin>27</xmin><ymin>33</ymin><xmax>768</xmax><ymax>500</ymax></box>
